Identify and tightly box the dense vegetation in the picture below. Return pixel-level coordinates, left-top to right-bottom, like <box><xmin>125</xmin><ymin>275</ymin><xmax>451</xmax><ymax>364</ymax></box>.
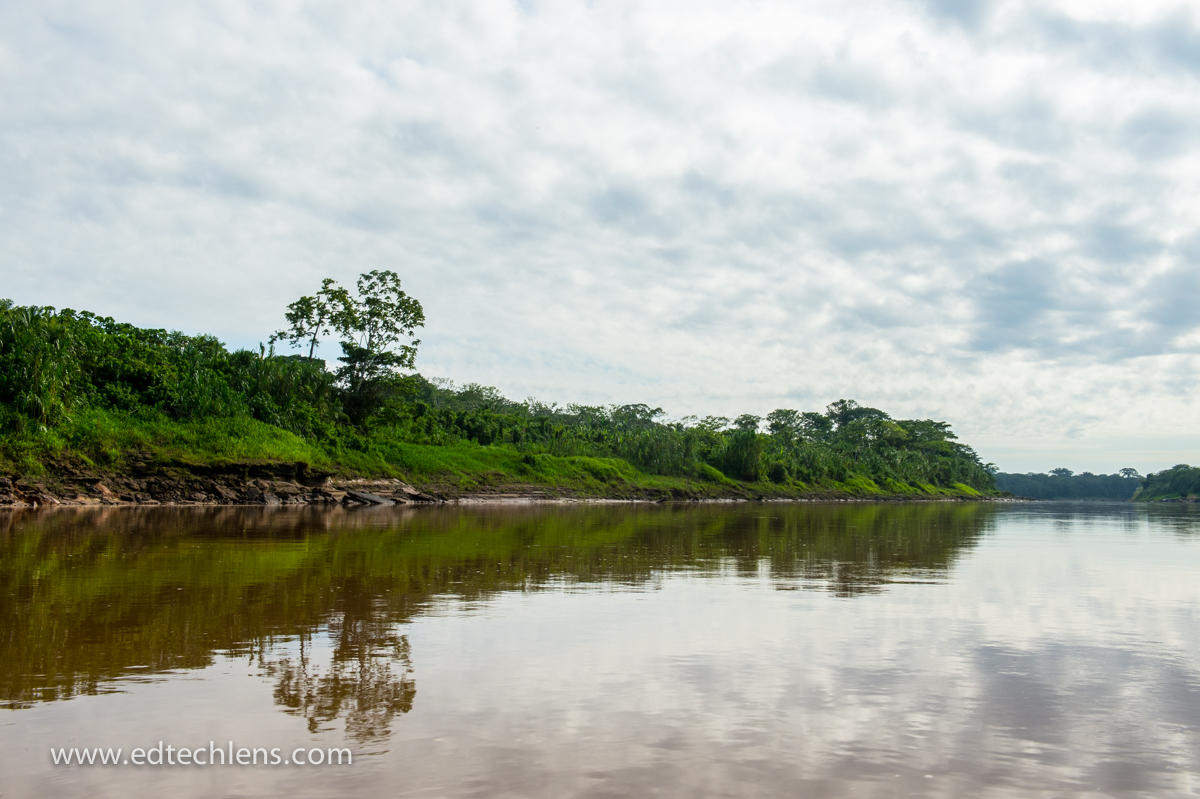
<box><xmin>0</xmin><ymin>283</ymin><xmax>995</xmax><ymax>497</ymax></box>
<box><xmin>994</xmin><ymin>469</ymin><xmax>1141</xmax><ymax>500</ymax></box>
<box><xmin>1133</xmin><ymin>464</ymin><xmax>1200</xmax><ymax>501</ymax></box>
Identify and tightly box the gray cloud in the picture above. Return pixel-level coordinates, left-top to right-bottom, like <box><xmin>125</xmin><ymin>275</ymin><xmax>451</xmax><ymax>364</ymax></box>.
<box><xmin>920</xmin><ymin>0</ymin><xmax>993</xmax><ymax>31</ymax></box>
<box><xmin>971</xmin><ymin>260</ymin><xmax>1061</xmax><ymax>352</ymax></box>
<box><xmin>1119</xmin><ymin>108</ymin><xmax>1199</xmax><ymax>161</ymax></box>
<box><xmin>1148</xmin><ymin>261</ymin><xmax>1200</xmax><ymax>334</ymax></box>
<box><xmin>807</xmin><ymin>61</ymin><xmax>897</xmax><ymax>108</ymax></box>
<box><xmin>998</xmin><ymin>160</ymin><xmax>1076</xmax><ymax>213</ymax></box>
<box><xmin>1024</xmin><ymin>8</ymin><xmax>1200</xmax><ymax>76</ymax></box>
<box><xmin>1077</xmin><ymin>210</ymin><xmax>1162</xmax><ymax>265</ymax></box>
<box><xmin>588</xmin><ymin>184</ymin><xmax>652</xmax><ymax>228</ymax></box>
<box><xmin>2</xmin><ymin>0</ymin><xmax>1199</xmax><ymax>472</ymax></box>
<box><xmin>954</xmin><ymin>92</ymin><xmax>1072</xmax><ymax>153</ymax></box>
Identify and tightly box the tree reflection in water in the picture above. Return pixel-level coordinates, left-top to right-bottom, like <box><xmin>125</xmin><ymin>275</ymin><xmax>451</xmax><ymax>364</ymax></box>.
<box><xmin>265</xmin><ymin>620</ymin><xmax>416</xmax><ymax>742</ymax></box>
<box><xmin>0</xmin><ymin>501</ymin><xmax>998</xmax><ymax>729</ymax></box>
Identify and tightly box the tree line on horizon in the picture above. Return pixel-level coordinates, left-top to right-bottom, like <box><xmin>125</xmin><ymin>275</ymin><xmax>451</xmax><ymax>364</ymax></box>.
<box><xmin>0</xmin><ymin>276</ymin><xmax>994</xmax><ymax>491</ymax></box>
<box><xmin>994</xmin><ymin>467</ymin><xmax>1200</xmax><ymax>502</ymax></box>
<box><xmin>1132</xmin><ymin>464</ymin><xmax>1200</xmax><ymax>501</ymax></box>
<box><xmin>992</xmin><ymin>469</ymin><xmax>1142</xmax><ymax>500</ymax></box>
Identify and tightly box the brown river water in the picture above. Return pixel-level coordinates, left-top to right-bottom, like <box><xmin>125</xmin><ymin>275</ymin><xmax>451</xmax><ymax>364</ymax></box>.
<box><xmin>1</xmin><ymin>501</ymin><xmax>1198</xmax><ymax>797</ymax></box>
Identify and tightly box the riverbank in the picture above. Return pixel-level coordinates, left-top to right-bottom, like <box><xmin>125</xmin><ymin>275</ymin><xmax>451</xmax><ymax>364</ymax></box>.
<box><xmin>0</xmin><ymin>457</ymin><xmax>997</xmax><ymax>508</ymax></box>
<box><xmin>1</xmin><ymin>300</ymin><xmax>998</xmax><ymax>509</ymax></box>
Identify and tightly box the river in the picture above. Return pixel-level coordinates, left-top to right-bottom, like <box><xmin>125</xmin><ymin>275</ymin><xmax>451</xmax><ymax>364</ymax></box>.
<box><xmin>1</xmin><ymin>502</ymin><xmax>1197</xmax><ymax>797</ymax></box>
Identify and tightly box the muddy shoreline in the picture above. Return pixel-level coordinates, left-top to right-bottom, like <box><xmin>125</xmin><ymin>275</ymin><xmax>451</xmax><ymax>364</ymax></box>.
<box><xmin>0</xmin><ymin>462</ymin><xmax>1016</xmax><ymax>509</ymax></box>
<box><xmin>0</xmin><ymin>463</ymin><xmax>439</xmax><ymax>509</ymax></box>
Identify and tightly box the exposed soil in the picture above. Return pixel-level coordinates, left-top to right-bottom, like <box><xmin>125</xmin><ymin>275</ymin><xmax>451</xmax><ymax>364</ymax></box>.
<box><xmin>0</xmin><ymin>460</ymin><xmax>1012</xmax><ymax>509</ymax></box>
<box><xmin>0</xmin><ymin>460</ymin><xmax>444</xmax><ymax>509</ymax></box>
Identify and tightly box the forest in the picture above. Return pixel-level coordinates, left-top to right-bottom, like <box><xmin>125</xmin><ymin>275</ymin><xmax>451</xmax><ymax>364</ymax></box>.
<box><xmin>1133</xmin><ymin>464</ymin><xmax>1200</xmax><ymax>501</ymax></box>
<box><xmin>993</xmin><ymin>469</ymin><xmax>1141</xmax><ymax>500</ymax></box>
<box><xmin>0</xmin><ymin>275</ymin><xmax>996</xmax><ymax>498</ymax></box>
<box><xmin>992</xmin><ymin>467</ymin><xmax>1200</xmax><ymax>502</ymax></box>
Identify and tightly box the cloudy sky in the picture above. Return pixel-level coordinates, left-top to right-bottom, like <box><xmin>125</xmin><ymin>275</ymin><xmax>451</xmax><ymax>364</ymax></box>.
<box><xmin>2</xmin><ymin>0</ymin><xmax>1198</xmax><ymax>473</ymax></box>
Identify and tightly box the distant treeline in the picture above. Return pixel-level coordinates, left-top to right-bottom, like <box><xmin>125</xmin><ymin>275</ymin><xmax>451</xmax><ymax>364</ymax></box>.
<box><xmin>1133</xmin><ymin>464</ymin><xmax>1200</xmax><ymax>501</ymax></box>
<box><xmin>994</xmin><ymin>469</ymin><xmax>1141</xmax><ymax>500</ymax></box>
<box><xmin>0</xmin><ymin>297</ymin><xmax>994</xmax><ymax>494</ymax></box>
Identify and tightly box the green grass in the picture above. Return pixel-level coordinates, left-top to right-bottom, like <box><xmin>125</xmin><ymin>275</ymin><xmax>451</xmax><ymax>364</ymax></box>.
<box><xmin>65</xmin><ymin>409</ymin><xmax>329</xmax><ymax>468</ymax></box>
<box><xmin>0</xmin><ymin>409</ymin><xmax>330</xmax><ymax>476</ymax></box>
<box><xmin>835</xmin><ymin>474</ymin><xmax>885</xmax><ymax>495</ymax></box>
<box><xmin>0</xmin><ymin>408</ymin><xmax>995</xmax><ymax>501</ymax></box>
<box><xmin>881</xmin><ymin>477</ymin><xmax>926</xmax><ymax>496</ymax></box>
<box><xmin>697</xmin><ymin>463</ymin><xmax>736</xmax><ymax>485</ymax></box>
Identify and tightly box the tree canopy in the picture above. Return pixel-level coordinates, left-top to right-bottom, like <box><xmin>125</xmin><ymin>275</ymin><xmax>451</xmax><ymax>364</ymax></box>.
<box><xmin>0</xmin><ymin>293</ymin><xmax>994</xmax><ymax>496</ymax></box>
<box><xmin>993</xmin><ymin>470</ymin><xmax>1141</xmax><ymax>500</ymax></box>
<box><xmin>273</xmin><ymin>271</ymin><xmax>424</xmax><ymax>424</ymax></box>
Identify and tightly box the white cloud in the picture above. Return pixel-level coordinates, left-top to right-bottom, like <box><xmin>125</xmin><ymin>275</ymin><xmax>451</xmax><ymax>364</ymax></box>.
<box><xmin>1</xmin><ymin>0</ymin><xmax>1198</xmax><ymax>473</ymax></box>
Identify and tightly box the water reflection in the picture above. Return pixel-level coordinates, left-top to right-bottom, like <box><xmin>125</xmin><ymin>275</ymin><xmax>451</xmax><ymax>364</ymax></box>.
<box><xmin>262</xmin><ymin>627</ymin><xmax>416</xmax><ymax>742</ymax></box>
<box><xmin>0</xmin><ymin>502</ymin><xmax>993</xmax><ymax>717</ymax></box>
<box><xmin>2</xmin><ymin>502</ymin><xmax>1200</xmax><ymax>797</ymax></box>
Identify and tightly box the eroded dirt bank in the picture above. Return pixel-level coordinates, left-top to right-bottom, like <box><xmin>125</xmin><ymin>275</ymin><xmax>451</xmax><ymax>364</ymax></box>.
<box><xmin>0</xmin><ymin>461</ymin><xmax>1011</xmax><ymax>509</ymax></box>
<box><xmin>0</xmin><ymin>461</ymin><xmax>447</xmax><ymax>508</ymax></box>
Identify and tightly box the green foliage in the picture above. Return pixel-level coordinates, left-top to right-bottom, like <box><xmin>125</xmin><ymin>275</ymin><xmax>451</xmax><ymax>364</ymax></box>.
<box><xmin>270</xmin><ymin>271</ymin><xmax>425</xmax><ymax>426</ymax></box>
<box><xmin>0</xmin><ymin>297</ymin><xmax>996</xmax><ymax>497</ymax></box>
<box><xmin>273</xmin><ymin>271</ymin><xmax>424</xmax><ymax>426</ymax></box>
<box><xmin>698</xmin><ymin>463</ymin><xmax>732</xmax><ymax>484</ymax></box>
<box><xmin>1133</xmin><ymin>464</ymin><xmax>1200</xmax><ymax>501</ymax></box>
<box><xmin>37</xmin><ymin>408</ymin><xmax>329</xmax><ymax>470</ymax></box>
<box><xmin>0</xmin><ymin>302</ymin><xmax>345</xmax><ymax>439</ymax></box>
<box><xmin>271</xmin><ymin>277</ymin><xmax>353</xmax><ymax>359</ymax></box>
<box><xmin>836</xmin><ymin>474</ymin><xmax>885</xmax><ymax>495</ymax></box>
<box><xmin>994</xmin><ymin>471</ymin><xmax>1141</xmax><ymax>500</ymax></box>
<box><xmin>0</xmin><ymin>301</ymin><xmax>82</xmax><ymax>426</ymax></box>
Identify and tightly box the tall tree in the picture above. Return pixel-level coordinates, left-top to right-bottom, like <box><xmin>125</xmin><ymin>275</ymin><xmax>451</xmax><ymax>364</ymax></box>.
<box><xmin>274</xmin><ymin>270</ymin><xmax>424</xmax><ymax>425</ymax></box>
<box><xmin>272</xmin><ymin>278</ymin><xmax>354</xmax><ymax>360</ymax></box>
<box><xmin>334</xmin><ymin>270</ymin><xmax>425</xmax><ymax>393</ymax></box>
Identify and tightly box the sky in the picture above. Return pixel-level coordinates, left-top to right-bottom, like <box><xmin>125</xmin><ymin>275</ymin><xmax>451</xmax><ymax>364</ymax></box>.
<box><xmin>2</xmin><ymin>0</ymin><xmax>1198</xmax><ymax>474</ymax></box>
